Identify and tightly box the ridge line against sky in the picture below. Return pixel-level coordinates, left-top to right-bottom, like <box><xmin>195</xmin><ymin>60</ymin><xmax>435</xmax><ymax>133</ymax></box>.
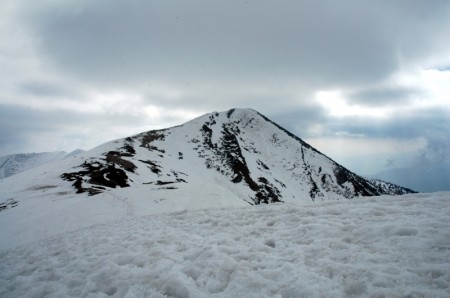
<box><xmin>1</xmin><ymin>0</ymin><xmax>449</xmax><ymax>176</ymax></box>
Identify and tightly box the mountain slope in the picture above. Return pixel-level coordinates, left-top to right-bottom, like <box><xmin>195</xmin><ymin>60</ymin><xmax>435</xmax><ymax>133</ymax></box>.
<box><xmin>0</xmin><ymin>151</ymin><xmax>65</xmax><ymax>179</ymax></box>
<box><xmin>0</xmin><ymin>108</ymin><xmax>416</xmax><ymax>249</ymax></box>
<box><xmin>59</xmin><ymin>108</ymin><xmax>414</xmax><ymax>204</ymax></box>
<box><xmin>0</xmin><ymin>150</ymin><xmax>85</xmax><ymax>179</ymax></box>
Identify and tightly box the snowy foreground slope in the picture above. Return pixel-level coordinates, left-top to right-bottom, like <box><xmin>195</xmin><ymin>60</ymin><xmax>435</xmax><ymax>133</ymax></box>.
<box><xmin>1</xmin><ymin>192</ymin><xmax>449</xmax><ymax>298</ymax></box>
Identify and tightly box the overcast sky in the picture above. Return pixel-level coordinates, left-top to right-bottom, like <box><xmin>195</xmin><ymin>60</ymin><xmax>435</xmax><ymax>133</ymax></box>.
<box><xmin>1</xmin><ymin>0</ymin><xmax>449</xmax><ymax>175</ymax></box>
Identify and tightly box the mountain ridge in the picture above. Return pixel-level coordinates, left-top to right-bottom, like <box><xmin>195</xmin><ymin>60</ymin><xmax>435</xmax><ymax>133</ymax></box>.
<box><xmin>372</xmin><ymin>164</ymin><xmax>450</xmax><ymax>193</ymax></box>
<box><xmin>0</xmin><ymin>151</ymin><xmax>64</xmax><ymax>179</ymax></box>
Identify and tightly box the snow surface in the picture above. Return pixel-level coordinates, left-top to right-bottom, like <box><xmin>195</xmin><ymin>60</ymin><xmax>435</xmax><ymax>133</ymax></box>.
<box><xmin>1</xmin><ymin>192</ymin><xmax>449</xmax><ymax>298</ymax></box>
<box><xmin>0</xmin><ymin>151</ymin><xmax>68</xmax><ymax>179</ymax></box>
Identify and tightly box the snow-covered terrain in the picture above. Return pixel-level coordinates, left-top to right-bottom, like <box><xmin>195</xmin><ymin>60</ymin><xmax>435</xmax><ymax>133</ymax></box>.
<box><xmin>1</xmin><ymin>192</ymin><xmax>449</xmax><ymax>298</ymax></box>
<box><xmin>0</xmin><ymin>108</ymin><xmax>415</xmax><ymax>250</ymax></box>
<box><xmin>1</xmin><ymin>108</ymin><xmax>440</xmax><ymax>297</ymax></box>
<box><xmin>0</xmin><ymin>150</ymin><xmax>83</xmax><ymax>179</ymax></box>
<box><xmin>56</xmin><ymin>108</ymin><xmax>413</xmax><ymax>202</ymax></box>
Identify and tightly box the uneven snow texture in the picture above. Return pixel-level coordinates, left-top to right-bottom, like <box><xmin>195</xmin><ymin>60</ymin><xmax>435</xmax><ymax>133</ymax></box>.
<box><xmin>1</xmin><ymin>192</ymin><xmax>449</xmax><ymax>298</ymax></box>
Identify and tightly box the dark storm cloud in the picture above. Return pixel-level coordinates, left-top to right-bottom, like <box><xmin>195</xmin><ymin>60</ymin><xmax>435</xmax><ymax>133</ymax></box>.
<box><xmin>25</xmin><ymin>0</ymin><xmax>450</xmax><ymax>91</ymax></box>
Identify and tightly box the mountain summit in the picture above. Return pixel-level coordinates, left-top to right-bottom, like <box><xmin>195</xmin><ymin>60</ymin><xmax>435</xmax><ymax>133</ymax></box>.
<box><xmin>0</xmin><ymin>108</ymin><xmax>416</xmax><ymax>249</ymax></box>
<box><xmin>59</xmin><ymin>108</ymin><xmax>414</xmax><ymax>204</ymax></box>
<box><xmin>0</xmin><ymin>109</ymin><xmax>444</xmax><ymax>298</ymax></box>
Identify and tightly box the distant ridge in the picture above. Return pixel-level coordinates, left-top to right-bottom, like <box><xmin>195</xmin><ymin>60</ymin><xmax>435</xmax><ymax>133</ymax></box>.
<box><xmin>0</xmin><ymin>152</ymin><xmax>65</xmax><ymax>179</ymax></box>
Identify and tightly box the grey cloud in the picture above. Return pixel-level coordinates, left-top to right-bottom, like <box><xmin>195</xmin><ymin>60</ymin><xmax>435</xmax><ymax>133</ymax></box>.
<box><xmin>18</xmin><ymin>80</ymin><xmax>82</xmax><ymax>98</ymax></box>
<box><xmin>1</xmin><ymin>0</ymin><xmax>449</xmax><ymax>183</ymax></box>
<box><xmin>0</xmin><ymin>103</ymin><xmax>153</xmax><ymax>155</ymax></box>
<box><xmin>0</xmin><ymin>104</ymin><xmax>56</xmax><ymax>132</ymax></box>
<box><xmin>25</xmin><ymin>0</ymin><xmax>450</xmax><ymax>90</ymax></box>
<box><xmin>140</xmin><ymin>80</ymin><xmax>317</xmax><ymax>115</ymax></box>
<box><xmin>316</xmin><ymin>107</ymin><xmax>450</xmax><ymax>140</ymax></box>
<box><xmin>0</xmin><ymin>104</ymin><xmax>61</xmax><ymax>154</ymax></box>
<box><xmin>346</xmin><ymin>86</ymin><xmax>424</xmax><ymax>107</ymax></box>
<box><xmin>418</xmin><ymin>134</ymin><xmax>450</xmax><ymax>165</ymax></box>
<box><xmin>270</xmin><ymin>105</ymin><xmax>329</xmax><ymax>135</ymax></box>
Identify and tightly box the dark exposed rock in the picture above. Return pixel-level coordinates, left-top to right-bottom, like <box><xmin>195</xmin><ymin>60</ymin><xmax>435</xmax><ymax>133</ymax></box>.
<box><xmin>257</xmin><ymin>159</ymin><xmax>270</xmax><ymax>170</ymax></box>
<box><xmin>61</xmin><ymin>161</ymin><xmax>130</xmax><ymax>196</ymax></box>
<box><xmin>227</xmin><ymin>108</ymin><xmax>235</xmax><ymax>118</ymax></box>
<box><xmin>139</xmin><ymin>160</ymin><xmax>161</xmax><ymax>174</ymax></box>
<box><xmin>0</xmin><ymin>199</ymin><xmax>18</xmax><ymax>212</ymax></box>
<box><xmin>199</xmin><ymin>121</ymin><xmax>282</xmax><ymax>204</ymax></box>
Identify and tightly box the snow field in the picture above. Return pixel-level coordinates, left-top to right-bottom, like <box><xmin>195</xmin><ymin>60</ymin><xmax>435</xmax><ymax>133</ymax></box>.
<box><xmin>1</xmin><ymin>192</ymin><xmax>449</xmax><ymax>297</ymax></box>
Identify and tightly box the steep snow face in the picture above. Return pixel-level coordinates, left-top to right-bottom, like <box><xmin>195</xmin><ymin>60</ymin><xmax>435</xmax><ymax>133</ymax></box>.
<box><xmin>59</xmin><ymin>108</ymin><xmax>414</xmax><ymax>204</ymax></box>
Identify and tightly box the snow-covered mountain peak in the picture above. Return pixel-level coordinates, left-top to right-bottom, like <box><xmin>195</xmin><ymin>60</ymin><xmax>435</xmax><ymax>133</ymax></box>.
<box><xmin>53</xmin><ymin>108</ymin><xmax>414</xmax><ymax>204</ymax></box>
<box><xmin>178</xmin><ymin>108</ymin><xmax>259</xmax><ymax>131</ymax></box>
<box><xmin>0</xmin><ymin>108</ymin><xmax>417</xmax><ymax>250</ymax></box>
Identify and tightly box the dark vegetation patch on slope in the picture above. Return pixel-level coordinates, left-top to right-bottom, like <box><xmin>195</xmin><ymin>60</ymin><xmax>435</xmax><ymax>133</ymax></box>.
<box><xmin>106</xmin><ymin>151</ymin><xmax>136</xmax><ymax>172</ymax></box>
<box><xmin>139</xmin><ymin>131</ymin><xmax>165</xmax><ymax>149</ymax></box>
